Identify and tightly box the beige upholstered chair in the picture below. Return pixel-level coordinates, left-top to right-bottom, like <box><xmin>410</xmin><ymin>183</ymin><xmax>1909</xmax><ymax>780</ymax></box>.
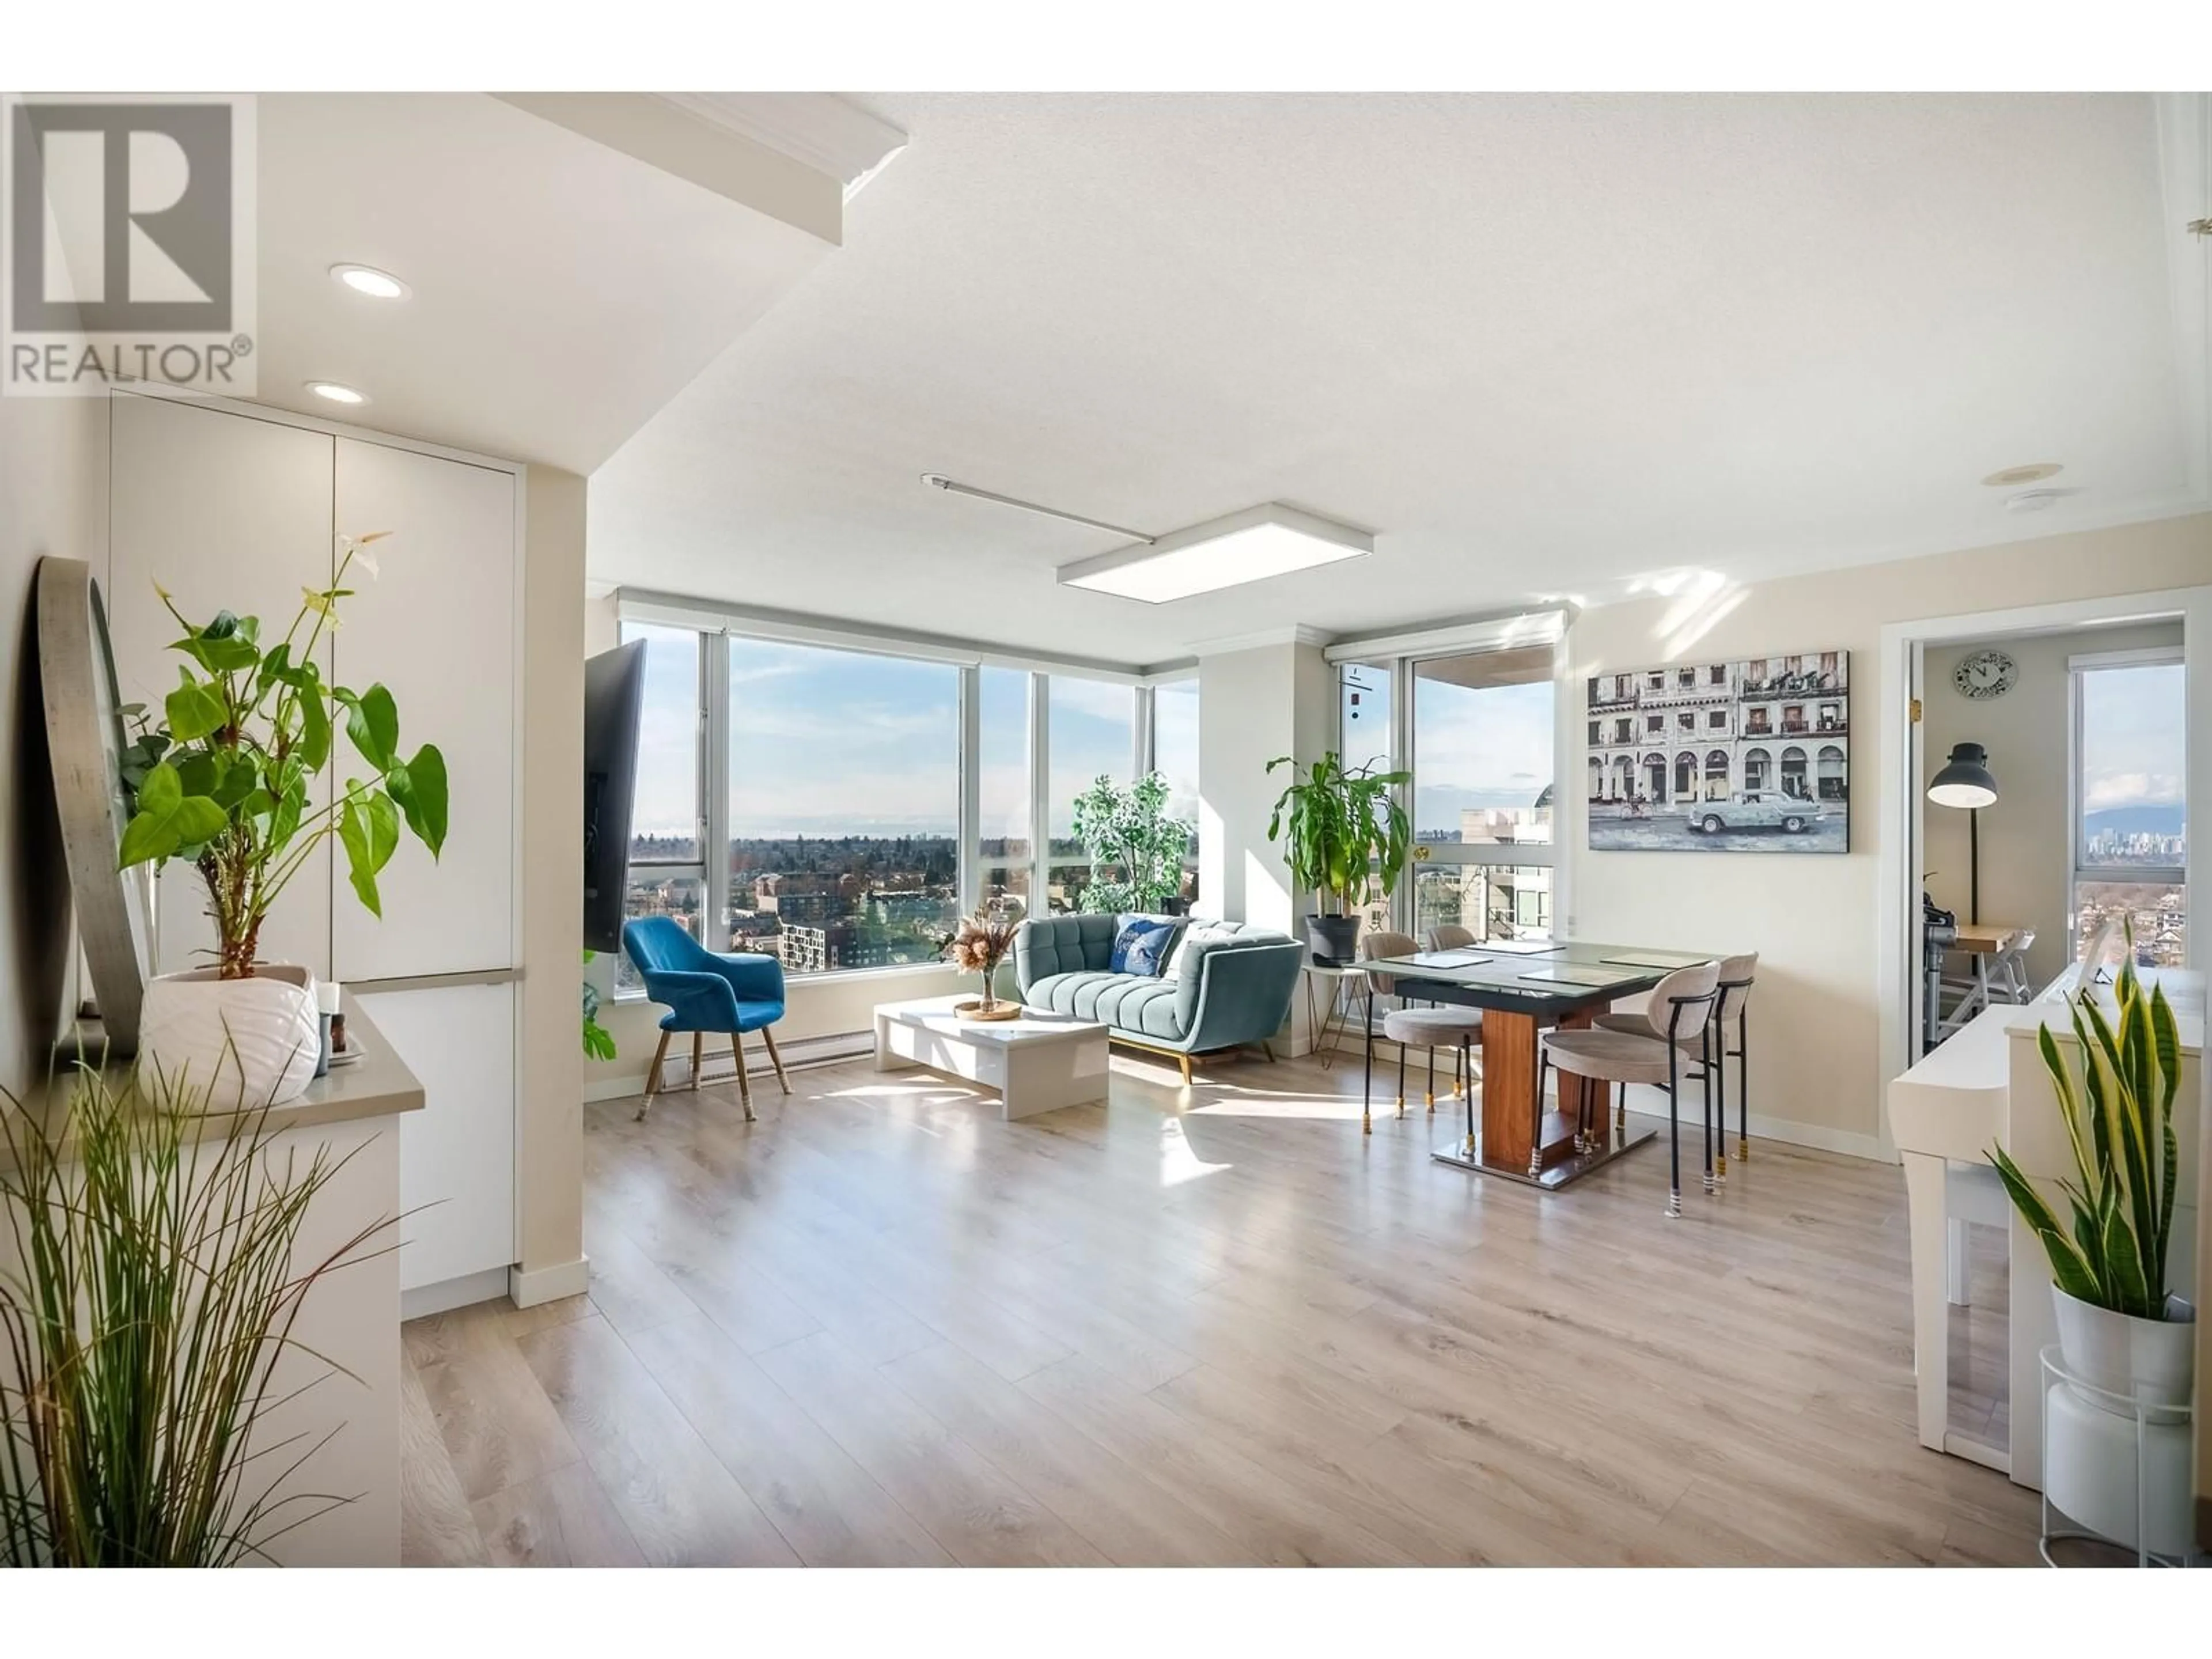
<box><xmin>1425</xmin><ymin>923</ymin><xmax>1477</xmax><ymax>951</ymax></box>
<box><xmin>1596</xmin><ymin>950</ymin><xmax>1758</xmax><ymax>1174</ymax></box>
<box><xmin>1541</xmin><ymin>961</ymin><xmax>1721</xmax><ymax>1216</ymax></box>
<box><xmin>1360</xmin><ymin>929</ymin><xmax>1482</xmax><ymax>1137</ymax></box>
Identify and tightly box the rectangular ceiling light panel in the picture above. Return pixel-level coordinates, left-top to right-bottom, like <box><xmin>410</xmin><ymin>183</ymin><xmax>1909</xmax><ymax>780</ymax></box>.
<box><xmin>1056</xmin><ymin>503</ymin><xmax>1372</xmax><ymax>604</ymax></box>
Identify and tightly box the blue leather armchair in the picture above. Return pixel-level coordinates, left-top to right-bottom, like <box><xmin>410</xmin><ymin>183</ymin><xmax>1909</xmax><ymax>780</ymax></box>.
<box><xmin>622</xmin><ymin>916</ymin><xmax>791</xmax><ymax>1122</ymax></box>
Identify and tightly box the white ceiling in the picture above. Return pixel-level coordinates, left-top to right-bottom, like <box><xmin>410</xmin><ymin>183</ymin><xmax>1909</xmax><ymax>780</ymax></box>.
<box><xmin>587</xmin><ymin>93</ymin><xmax>2211</xmax><ymax>665</ymax></box>
<box><xmin>251</xmin><ymin>93</ymin><xmax>840</xmax><ymax>474</ymax></box>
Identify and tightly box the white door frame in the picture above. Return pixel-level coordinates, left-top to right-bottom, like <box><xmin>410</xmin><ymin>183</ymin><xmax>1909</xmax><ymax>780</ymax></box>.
<box><xmin>1875</xmin><ymin>583</ymin><xmax>2212</xmax><ymax>1152</ymax></box>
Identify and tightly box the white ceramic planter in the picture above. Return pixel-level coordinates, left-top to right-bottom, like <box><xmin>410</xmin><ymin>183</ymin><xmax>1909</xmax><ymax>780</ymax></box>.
<box><xmin>2044</xmin><ymin>1283</ymin><xmax>2197</xmax><ymax>1559</ymax></box>
<box><xmin>137</xmin><ymin>963</ymin><xmax>322</xmax><ymax>1110</ymax></box>
<box><xmin>2051</xmin><ymin>1284</ymin><xmax>2196</xmax><ymax>1408</ymax></box>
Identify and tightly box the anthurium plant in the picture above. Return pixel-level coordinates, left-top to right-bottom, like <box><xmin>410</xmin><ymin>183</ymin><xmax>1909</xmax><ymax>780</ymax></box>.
<box><xmin>117</xmin><ymin>533</ymin><xmax>448</xmax><ymax>979</ymax></box>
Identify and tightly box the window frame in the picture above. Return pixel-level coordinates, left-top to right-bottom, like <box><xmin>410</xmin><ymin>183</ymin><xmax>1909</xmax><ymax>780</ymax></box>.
<box><xmin>612</xmin><ymin>600</ymin><xmax>1172</xmax><ymax>995</ymax></box>
<box><xmin>2067</xmin><ymin>645</ymin><xmax>2187</xmax><ymax>960</ymax></box>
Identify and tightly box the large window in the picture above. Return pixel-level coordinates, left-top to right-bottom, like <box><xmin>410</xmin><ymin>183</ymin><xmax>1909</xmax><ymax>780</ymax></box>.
<box><xmin>2072</xmin><ymin>652</ymin><xmax>2186</xmax><ymax>967</ymax></box>
<box><xmin>612</xmin><ymin>613</ymin><xmax>1179</xmax><ymax>994</ymax></box>
<box><xmin>978</xmin><ymin>666</ymin><xmax>1034</xmax><ymax>919</ymax></box>
<box><xmin>616</xmin><ymin>622</ymin><xmax>703</xmax><ymax>990</ymax></box>
<box><xmin>726</xmin><ymin>638</ymin><xmax>961</xmax><ymax>976</ymax></box>
<box><xmin>1409</xmin><ymin>647</ymin><xmax>1555</xmax><ymax>944</ymax></box>
<box><xmin>1047</xmin><ymin>679</ymin><xmax>1137</xmax><ymax>912</ymax></box>
<box><xmin>1152</xmin><ymin>677</ymin><xmax>1200</xmax><ymax>908</ymax></box>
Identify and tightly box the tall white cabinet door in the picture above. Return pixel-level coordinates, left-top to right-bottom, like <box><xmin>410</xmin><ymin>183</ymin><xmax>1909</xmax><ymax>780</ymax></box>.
<box><xmin>108</xmin><ymin>394</ymin><xmax>335</xmax><ymax>979</ymax></box>
<box><xmin>359</xmin><ymin>982</ymin><xmax>517</xmax><ymax>1291</ymax></box>
<box><xmin>331</xmin><ymin>440</ymin><xmax>517</xmax><ymax>980</ymax></box>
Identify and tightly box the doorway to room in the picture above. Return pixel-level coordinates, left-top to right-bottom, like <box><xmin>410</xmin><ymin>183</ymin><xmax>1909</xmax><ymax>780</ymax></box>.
<box><xmin>1877</xmin><ymin>586</ymin><xmax>2206</xmax><ymax>1091</ymax></box>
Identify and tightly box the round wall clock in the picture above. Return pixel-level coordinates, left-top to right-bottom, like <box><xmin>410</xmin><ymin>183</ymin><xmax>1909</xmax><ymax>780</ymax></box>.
<box><xmin>1952</xmin><ymin>648</ymin><xmax>2017</xmax><ymax>701</ymax></box>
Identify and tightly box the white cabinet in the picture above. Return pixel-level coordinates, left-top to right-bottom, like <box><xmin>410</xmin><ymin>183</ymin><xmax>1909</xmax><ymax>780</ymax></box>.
<box><xmin>358</xmin><ymin>981</ymin><xmax>517</xmax><ymax>1293</ymax></box>
<box><xmin>332</xmin><ymin>438</ymin><xmax>517</xmax><ymax>980</ymax></box>
<box><xmin>108</xmin><ymin>395</ymin><xmax>336</xmax><ymax>978</ymax></box>
<box><xmin>107</xmin><ymin>391</ymin><xmax>526</xmax><ymax>1306</ymax></box>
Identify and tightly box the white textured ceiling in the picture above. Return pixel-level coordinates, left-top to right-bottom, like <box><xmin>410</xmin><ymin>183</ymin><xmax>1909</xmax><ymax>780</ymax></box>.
<box><xmin>588</xmin><ymin>92</ymin><xmax>2209</xmax><ymax>665</ymax></box>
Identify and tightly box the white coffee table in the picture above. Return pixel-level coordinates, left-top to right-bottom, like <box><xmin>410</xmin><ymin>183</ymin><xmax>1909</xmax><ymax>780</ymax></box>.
<box><xmin>872</xmin><ymin>995</ymin><xmax>1109</xmax><ymax>1120</ymax></box>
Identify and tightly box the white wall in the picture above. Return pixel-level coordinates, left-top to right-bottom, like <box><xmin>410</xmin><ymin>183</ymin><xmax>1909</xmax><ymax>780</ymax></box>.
<box><xmin>516</xmin><ymin>467</ymin><xmax>588</xmax><ymax>1300</ymax></box>
<box><xmin>1563</xmin><ymin>511</ymin><xmax>2212</xmax><ymax>1153</ymax></box>
<box><xmin>1924</xmin><ymin>620</ymin><xmax>2182</xmax><ymax>989</ymax></box>
<box><xmin>1</xmin><ymin>394</ymin><xmax>109</xmax><ymax>1093</ymax></box>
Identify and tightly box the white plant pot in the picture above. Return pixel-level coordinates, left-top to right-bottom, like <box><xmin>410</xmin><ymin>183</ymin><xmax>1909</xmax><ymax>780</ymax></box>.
<box><xmin>2043</xmin><ymin>1379</ymin><xmax>2195</xmax><ymax>1557</ymax></box>
<box><xmin>2051</xmin><ymin>1283</ymin><xmax>2196</xmax><ymax>1409</ymax></box>
<box><xmin>137</xmin><ymin>964</ymin><xmax>322</xmax><ymax>1111</ymax></box>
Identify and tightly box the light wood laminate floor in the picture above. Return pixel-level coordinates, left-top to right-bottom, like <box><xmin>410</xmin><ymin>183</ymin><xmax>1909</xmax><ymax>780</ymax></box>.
<box><xmin>400</xmin><ymin>1047</ymin><xmax>2039</xmax><ymax>1566</ymax></box>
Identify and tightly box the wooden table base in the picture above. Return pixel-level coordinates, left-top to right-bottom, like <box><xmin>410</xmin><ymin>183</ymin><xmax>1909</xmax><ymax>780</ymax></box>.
<box><xmin>1430</xmin><ymin>1005</ymin><xmax>1657</xmax><ymax>1190</ymax></box>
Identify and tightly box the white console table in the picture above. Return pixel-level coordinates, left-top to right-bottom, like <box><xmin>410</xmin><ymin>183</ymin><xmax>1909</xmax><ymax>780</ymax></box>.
<box><xmin>1889</xmin><ymin>964</ymin><xmax>2203</xmax><ymax>1488</ymax></box>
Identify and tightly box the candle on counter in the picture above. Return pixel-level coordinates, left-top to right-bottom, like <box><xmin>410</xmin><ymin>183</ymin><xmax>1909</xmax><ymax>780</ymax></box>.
<box><xmin>316</xmin><ymin>979</ymin><xmax>342</xmax><ymax>1016</ymax></box>
<box><xmin>314</xmin><ymin>979</ymin><xmax>342</xmax><ymax>1075</ymax></box>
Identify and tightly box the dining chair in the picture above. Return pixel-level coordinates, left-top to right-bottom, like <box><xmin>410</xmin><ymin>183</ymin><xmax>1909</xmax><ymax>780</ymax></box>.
<box><xmin>1424</xmin><ymin>923</ymin><xmax>1477</xmax><ymax>950</ymax></box>
<box><xmin>1597</xmin><ymin>951</ymin><xmax>1758</xmax><ymax>1175</ymax></box>
<box><xmin>1361</xmin><ymin>929</ymin><xmax>1482</xmax><ymax>1137</ymax></box>
<box><xmin>1540</xmin><ymin>961</ymin><xmax>1721</xmax><ymax>1217</ymax></box>
<box><xmin>622</xmin><ymin>915</ymin><xmax>792</xmax><ymax>1124</ymax></box>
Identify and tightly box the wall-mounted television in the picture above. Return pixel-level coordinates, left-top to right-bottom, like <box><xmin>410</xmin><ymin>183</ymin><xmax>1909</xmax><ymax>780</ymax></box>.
<box><xmin>581</xmin><ymin>640</ymin><xmax>647</xmax><ymax>955</ymax></box>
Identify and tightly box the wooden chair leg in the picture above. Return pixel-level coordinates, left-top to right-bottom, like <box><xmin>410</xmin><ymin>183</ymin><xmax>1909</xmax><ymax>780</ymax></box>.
<box><xmin>730</xmin><ymin>1029</ymin><xmax>756</xmax><ymax>1122</ymax></box>
<box><xmin>759</xmin><ymin>1024</ymin><xmax>792</xmax><ymax>1095</ymax></box>
<box><xmin>690</xmin><ymin>1030</ymin><xmax>703</xmax><ymax>1092</ymax></box>
<box><xmin>637</xmin><ymin>1029</ymin><xmax>671</xmax><ymax>1122</ymax></box>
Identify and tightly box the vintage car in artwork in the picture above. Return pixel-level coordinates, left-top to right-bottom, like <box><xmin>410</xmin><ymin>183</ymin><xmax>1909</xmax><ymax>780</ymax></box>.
<box><xmin>1687</xmin><ymin>790</ymin><xmax>1825</xmax><ymax>835</ymax></box>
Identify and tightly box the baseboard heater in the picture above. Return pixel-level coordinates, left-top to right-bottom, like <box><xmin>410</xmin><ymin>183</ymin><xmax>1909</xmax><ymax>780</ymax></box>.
<box><xmin>660</xmin><ymin>1027</ymin><xmax>872</xmax><ymax>1090</ymax></box>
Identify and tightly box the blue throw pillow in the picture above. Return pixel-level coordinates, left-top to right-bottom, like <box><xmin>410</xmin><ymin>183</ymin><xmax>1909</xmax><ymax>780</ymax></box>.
<box><xmin>1111</xmin><ymin>918</ymin><xmax>1177</xmax><ymax>976</ymax></box>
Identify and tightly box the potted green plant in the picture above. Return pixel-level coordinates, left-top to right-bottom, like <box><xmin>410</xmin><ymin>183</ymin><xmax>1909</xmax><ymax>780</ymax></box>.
<box><xmin>1265</xmin><ymin>750</ymin><xmax>1412</xmax><ymax>964</ymax></box>
<box><xmin>1069</xmin><ymin>771</ymin><xmax>1195</xmax><ymax>914</ymax></box>
<box><xmin>1989</xmin><ymin>926</ymin><xmax>2197</xmax><ymax>1555</ymax></box>
<box><xmin>1989</xmin><ymin>930</ymin><xmax>2194</xmax><ymax>1404</ymax></box>
<box><xmin>1</xmin><ymin>1064</ymin><xmax>387</xmax><ymax>1565</ymax></box>
<box><xmin>118</xmin><ymin>533</ymin><xmax>448</xmax><ymax>1108</ymax></box>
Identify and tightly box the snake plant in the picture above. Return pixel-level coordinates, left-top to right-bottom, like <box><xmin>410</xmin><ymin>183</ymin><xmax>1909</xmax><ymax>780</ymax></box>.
<box><xmin>1988</xmin><ymin>927</ymin><xmax>2183</xmax><ymax>1321</ymax></box>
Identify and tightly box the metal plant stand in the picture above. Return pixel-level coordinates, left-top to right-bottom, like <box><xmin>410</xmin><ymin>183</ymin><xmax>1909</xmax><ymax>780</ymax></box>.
<box><xmin>2037</xmin><ymin>1346</ymin><xmax>2200</xmax><ymax>1568</ymax></box>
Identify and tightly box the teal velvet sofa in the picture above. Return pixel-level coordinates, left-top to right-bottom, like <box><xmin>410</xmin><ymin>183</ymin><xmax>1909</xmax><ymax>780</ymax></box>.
<box><xmin>1012</xmin><ymin>915</ymin><xmax>1301</xmax><ymax>1081</ymax></box>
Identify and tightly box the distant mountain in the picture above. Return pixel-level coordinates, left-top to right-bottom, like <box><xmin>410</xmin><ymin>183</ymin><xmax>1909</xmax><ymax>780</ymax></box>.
<box><xmin>2084</xmin><ymin>804</ymin><xmax>2185</xmax><ymax>839</ymax></box>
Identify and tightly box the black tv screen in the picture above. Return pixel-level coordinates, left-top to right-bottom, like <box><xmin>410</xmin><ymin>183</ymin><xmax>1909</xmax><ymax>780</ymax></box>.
<box><xmin>581</xmin><ymin>640</ymin><xmax>647</xmax><ymax>955</ymax></box>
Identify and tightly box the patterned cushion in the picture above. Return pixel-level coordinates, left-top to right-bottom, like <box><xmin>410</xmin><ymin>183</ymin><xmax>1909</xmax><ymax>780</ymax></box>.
<box><xmin>1111</xmin><ymin>916</ymin><xmax>1179</xmax><ymax>976</ymax></box>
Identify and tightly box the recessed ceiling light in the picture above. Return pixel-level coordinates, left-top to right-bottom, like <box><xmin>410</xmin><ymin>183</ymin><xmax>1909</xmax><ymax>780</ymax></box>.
<box><xmin>1981</xmin><ymin>462</ymin><xmax>2062</xmax><ymax>487</ymax></box>
<box><xmin>305</xmin><ymin>380</ymin><xmax>367</xmax><ymax>406</ymax></box>
<box><xmin>329</xmin><ymin>263</ymin><xmax>408</xmax><ymax>300</ymax></box>
<box><xmin>1058</xmin><ymin>503</ymin><xmax>1373</xmax><ymax>604</ymax></box>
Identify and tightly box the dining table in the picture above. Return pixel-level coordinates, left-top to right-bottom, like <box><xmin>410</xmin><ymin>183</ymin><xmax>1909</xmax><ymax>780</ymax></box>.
<box><xmin>1360</xmin><ymin>939</ymin><xmax>1717</xmax><ymax>1190</ymax></box>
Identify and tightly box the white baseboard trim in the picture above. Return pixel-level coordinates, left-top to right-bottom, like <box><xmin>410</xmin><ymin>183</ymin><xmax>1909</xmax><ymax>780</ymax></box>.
<box><xmin>1618</xmin><ymin>1086</ymin><xmax>1889</xmax><ymax>1164</ymax></box>
<box><xmin>401</xmin><ymin>1265</ymin><xmax>512</xmax><ymax>1321</ymax></box>
<box><xmin>510</xmin><ymin>1256</ymin><xmax>590</xmax><ymax>1308</ymax></box>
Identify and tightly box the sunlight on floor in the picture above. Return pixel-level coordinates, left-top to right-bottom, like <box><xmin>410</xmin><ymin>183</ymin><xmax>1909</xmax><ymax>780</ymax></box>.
<box><xmin>1158</xmin><ymin>1117</ymin><xmax>1233</xmax><ymax>1187</ymax></box>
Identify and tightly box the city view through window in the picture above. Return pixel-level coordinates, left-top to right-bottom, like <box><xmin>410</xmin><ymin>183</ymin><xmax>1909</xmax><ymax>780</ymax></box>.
<box><xmin>2073</xmin><ymin>657</ymin><xmax>2186</xmax><ymax>967</ymax></box>
<box><xmin>617</xmin><ymin>622</ymin><xmax>1198</xmax><ymax>985</ymax></box>
<box><xmin>1344</xmin><ymin>649</ymin><xmax>1558</xmax><ymax>945</ymax></box>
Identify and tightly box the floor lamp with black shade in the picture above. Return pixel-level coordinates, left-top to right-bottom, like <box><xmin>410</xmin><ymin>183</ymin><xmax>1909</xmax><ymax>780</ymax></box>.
<box><xmin>1927</xmin><ymin>741</ymin><xmax>1999</xmax><ymax>925</ymax></box>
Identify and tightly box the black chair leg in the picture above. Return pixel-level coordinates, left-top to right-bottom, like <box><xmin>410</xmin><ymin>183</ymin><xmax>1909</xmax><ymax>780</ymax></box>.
<box><xmin>1396</xmin><ymin>1039</ymin><xmax>1407</xmax><ymax>1113</ymax></box>
<box><xmin>1737</xmin><ymin>1016</ymin><xmax>1751</xmax><ymax>1162</ymax></box>
<box><xmin>1665</xmin><ymin>1048</ymin><xmax>1681</xmax><ymax>1218</ymax></box>
<box><xmin>1713</xmin><ymin>1025</ymin><xmax>1728</xmax><ymax>1183</ymax></box>
<box><xmin>1700</xmin><ymin>1028</ymin><xmax>1716</xmax><ymax>1195</ymax></box>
